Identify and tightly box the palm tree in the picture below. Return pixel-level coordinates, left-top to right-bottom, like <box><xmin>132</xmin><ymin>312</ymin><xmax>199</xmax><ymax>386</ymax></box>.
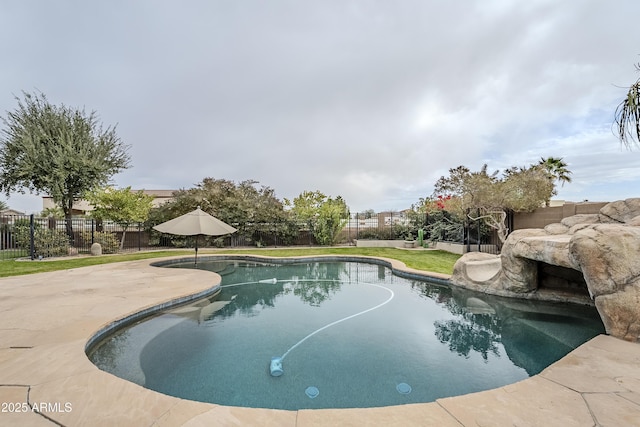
<box><xmin>538</xmin><ymin>157</ymin><xmax>572</xmax><ymax>206</ymax></box>
<box><xmin>614</xmin><ymin>63</ymin><xmax>640</xmax><ymax>148</ymax></box>
<box><xmin>539</xmin><ymin>157</ymin><xmax>572</xmax><ymax>186</ymax></box>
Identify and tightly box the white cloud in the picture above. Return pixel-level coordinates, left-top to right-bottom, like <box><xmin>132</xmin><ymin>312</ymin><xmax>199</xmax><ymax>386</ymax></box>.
<box><xmin>1</xmin><ymin>0</ymin><xmax>640</xmax><ymax>214</ymax></box>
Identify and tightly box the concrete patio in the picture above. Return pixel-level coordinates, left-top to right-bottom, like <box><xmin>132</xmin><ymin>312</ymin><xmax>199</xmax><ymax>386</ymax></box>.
<box><xmin>0</xmin><ymin>255</ymin><xmax>638</xmax><ymax>426</ymax></box>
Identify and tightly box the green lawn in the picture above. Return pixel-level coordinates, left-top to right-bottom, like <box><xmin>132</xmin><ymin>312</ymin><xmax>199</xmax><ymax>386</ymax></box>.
<box><xmin>214</xmin><ymin>247</ymin><xmax>460</xmax><ymax>274</ymax></box>
<box><xmin>0</xmin><ymin>247</ymin><xmax>460</xmax><ymax>278</ymax></box>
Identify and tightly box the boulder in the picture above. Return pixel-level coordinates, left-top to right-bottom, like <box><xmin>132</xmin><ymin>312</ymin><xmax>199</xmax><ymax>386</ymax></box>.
<box><xmin>561</xmin><ymin>214</ymin><xmax>600</xmax><ymax>229</ymax></box>
<box><xmin>594</xmin><ymin>284</ymin><xmax>640</xmax><ymax>342</ymax></box>
<box><xmin>569</xmin><ymin>224</ymin><xmax>640</xmax><ymax>297</ymax></box>
<box><xmin>452</xmin><ymin>252</ymin><xmax>502</xmax><ymax>292</ymax></box>
<box><xmin>544</xmin><ymin>223</ymin><xmax>568</xmax><ymax>235</ymax></box>
<box><xmin>90</xmin><ymin>242</ymin><xmax>102</xmax><ymax>256</ymax></box>
<box><xmin>499</xmin><ymin>229</ymin><xmax>547</xmax><ymax>293</ymax></box>
<box><xmin>450</xmin><ymin>198</ymin><xmax>640</xmax><ymax>342</ymax></box>
<box><xmin>598</xmin><ymin>198</ymin><xmax>640</xmax><ymax>223</ymax></box>
<box><xmin>568</xmin><ymin>224</ymin><xmax>640</xmax><ymax>341</ymax></box>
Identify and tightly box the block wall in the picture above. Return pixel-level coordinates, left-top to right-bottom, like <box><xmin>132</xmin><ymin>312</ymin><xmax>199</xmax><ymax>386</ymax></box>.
<box><xmin>513</xmin><ymin>202</ymin><xmax>608</xmax><ymax>230</ymax></box>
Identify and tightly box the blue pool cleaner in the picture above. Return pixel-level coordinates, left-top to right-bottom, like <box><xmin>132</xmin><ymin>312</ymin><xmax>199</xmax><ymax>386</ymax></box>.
<box><xmin>269</xmin><ymin>357</ymin><xmax>283</xmax><ymax>376</ymax></box>
<box><xmin>269</xmin><ymin>280</ymin><xmax>394</xmax><ymax>377</ymax></box>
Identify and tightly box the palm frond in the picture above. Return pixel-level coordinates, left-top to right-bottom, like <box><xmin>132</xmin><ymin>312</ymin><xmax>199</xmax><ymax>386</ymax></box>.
<box><xmin>614</xmin><ymin>77</ymin><xmax>640</xmax><ymax>149</ymax></box>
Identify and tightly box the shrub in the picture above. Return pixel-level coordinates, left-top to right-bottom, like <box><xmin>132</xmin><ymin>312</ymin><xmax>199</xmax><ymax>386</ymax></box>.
<box><xmin>355</xmin><ymin>228</ymin><xmax>395</xmax><ymax>240</ymax></box>
<box><xmin>14</xmin><ymin>225</ymin><xmax>70</xmax><ymax>257</ymax></box>
<box><xmin>81</xmin><ymin>231</ymin><xmax>119</xmax><ymax>254</ymax></box>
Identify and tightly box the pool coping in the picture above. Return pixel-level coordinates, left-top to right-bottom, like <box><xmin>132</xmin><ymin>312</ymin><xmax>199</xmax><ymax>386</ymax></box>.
<box><xmin>0</xmin><ymin>254</ymin><xmax>638</xmax><ymax>426</ymax></box>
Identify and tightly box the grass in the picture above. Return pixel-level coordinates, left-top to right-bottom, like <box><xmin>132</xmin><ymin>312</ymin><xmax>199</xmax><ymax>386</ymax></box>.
<box><xmin>214</xmin><ymin>247</ymin><xmax>460</xmax><ymax>274</ymax></box>
<box><xmin>0</xmin><ymin>247</ymin><xmax>461</xmax><ymax>278</ymax></box>
<box><xmin>0</xmin><ymin>250</ymin><xmax>190</xmax><ymax>278</ymax></box>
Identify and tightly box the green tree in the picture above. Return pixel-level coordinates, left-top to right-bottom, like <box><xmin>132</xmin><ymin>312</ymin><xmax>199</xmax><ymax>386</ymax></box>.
<box><xmin>87</xmin><ymin>186</ymin><xmax>154</xmax><ymax>250</ymax></box>
<box><xmin>356</xmin><ymin>209</ymin><xmax>376</xmax><ymax>219</ymax></box>
<box><xmin>614</xmin><ymin>63</ymin><xmax>640</xmax><ymax>148</ymax></box>
<box><xmin>0</xmin><ymin>91</ymin><xmax>131</xmax><ymax>240</ymax></box>
<box><xmin>433</xmin><ymin>164</ymin><xmax>553</xmax><ymax>243</ymax></box>
<box><xmin>151</xmin><ymin>178</ymin><xmax>290</xmax><ymax>246</ymax></box>
<box><xmin>41</xmin><ymin>206</ymin><xmax>65</xmax><ymax>218</ymax></box>
<box><xmin>286</xmin><ymin>191</ymin><xmax>349</xmax><ymax>245</ymax></box>
<box><xmin>538</xmin><ymin>157</ymin><xmax>572</xmax><ymax>206</ymax></box>
<box><xmin>538</xmin><ymin>157</ymin><xmax>572</xmax><ymax>187</ymax></box>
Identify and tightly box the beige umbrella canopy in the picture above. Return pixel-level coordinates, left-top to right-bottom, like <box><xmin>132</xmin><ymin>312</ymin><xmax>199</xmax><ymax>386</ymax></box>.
<box><xmin>153</xmin><ymin>207</ymin><xmax>237</xmax><ymax>265</ymax></box>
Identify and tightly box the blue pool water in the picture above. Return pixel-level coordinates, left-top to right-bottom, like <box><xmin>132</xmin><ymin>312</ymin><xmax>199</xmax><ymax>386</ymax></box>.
<box><xmin>88</xmin><ymin>259</ymin><xmax>604</xmax><ymax>410</ymax></box>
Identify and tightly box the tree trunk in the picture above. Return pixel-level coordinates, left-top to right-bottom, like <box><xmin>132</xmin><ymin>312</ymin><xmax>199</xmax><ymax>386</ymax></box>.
<box><xmin>64</xmin><ymin>198</ymin><xmax>75</xmax><ymax>245</ymax></box>
<box><xmin>120</xmin><ymin>226</ymin><xmax>128</xmax><ymax>251</ymax></box>
<box><xmin>468</xmin><ymin>210</ymin><xmax>508</xmax><ymax>244</ymax></box>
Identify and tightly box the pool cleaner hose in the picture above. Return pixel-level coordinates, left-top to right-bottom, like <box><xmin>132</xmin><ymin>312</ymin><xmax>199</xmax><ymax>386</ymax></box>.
<box><xmin>269</xmin><ymin>281</ymin><xmax>394</xmax><ymax>377</ymax></box>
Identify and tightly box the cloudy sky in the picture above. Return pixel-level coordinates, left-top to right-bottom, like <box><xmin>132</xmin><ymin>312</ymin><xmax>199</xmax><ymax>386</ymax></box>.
<box><xmin>2</xmin><ymin>0</ymin><xmax>640</xmax><ymax>214</ymax></box>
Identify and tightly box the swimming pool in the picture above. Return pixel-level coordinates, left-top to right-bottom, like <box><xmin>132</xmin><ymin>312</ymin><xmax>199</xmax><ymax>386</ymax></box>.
<box><xmin>88</xmin><ymin>258</ymin><xmax>604</xmax><ymax>410</ymax></box>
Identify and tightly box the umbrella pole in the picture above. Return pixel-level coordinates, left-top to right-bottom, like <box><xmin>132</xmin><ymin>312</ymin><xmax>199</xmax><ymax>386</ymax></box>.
<box><xmin>195</xmin><ymin>235</ymin><xmax>198</xmax><ymax>266</ymax></box>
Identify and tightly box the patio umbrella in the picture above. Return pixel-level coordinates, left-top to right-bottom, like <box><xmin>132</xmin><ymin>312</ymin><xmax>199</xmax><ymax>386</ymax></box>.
<box><xmin>153</xmin><ymin>207</ymin><xmax>237</xmax><ymax>265</ymax></box>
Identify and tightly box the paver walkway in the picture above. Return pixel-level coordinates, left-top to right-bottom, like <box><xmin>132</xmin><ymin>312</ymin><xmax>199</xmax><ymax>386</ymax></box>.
<box><xmin>0</xmin><ymin>256</ymin><xmax>638</xmax><ymax>426</ymax></box>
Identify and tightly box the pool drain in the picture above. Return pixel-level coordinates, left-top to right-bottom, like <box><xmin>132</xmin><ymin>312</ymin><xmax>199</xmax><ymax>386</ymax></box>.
<box><xmin>305</xmin><ymin>386</ymin><xmax>319</xmax><ymax>398</ymax></box>
<box><xmin>396</xmin><ymin>383</ymin><xmax>412</xmax><ymax>394</ymax></box>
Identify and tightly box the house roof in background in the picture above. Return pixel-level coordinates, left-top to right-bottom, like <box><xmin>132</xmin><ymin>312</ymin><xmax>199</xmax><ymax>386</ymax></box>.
<box><xmin>0</xmin><ymin>209</ymin><xmax>25</xmax><ymax>216</ymax></box>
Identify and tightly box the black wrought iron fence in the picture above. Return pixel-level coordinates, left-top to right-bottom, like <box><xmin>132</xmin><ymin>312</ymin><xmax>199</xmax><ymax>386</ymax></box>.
<box><xmin>0</xmin><ymin>215</ymin><xmax>153</xmax><ymax>260</ymax></box>
<box><xmin>0</xmin><ymin>215</ymin><xmax>322</xmax><ymax>260</ymax></box>
<box><xmin>464</xmin><ymin>219</ymin><xmax>501</xmax><ymax>255</ymax></box>
<box><xmin>462</xmin><ymin>209</ymin><xmax>512</xmax><ymax>255</ymax></box>
<box><xmin>0</xmin><ymin>210</ymin><xmax>507</xmax><ymax>260</ymax></box>
<box><xmin>346</xmin><ymin>210</ymin><xmax>504</xmax><ymax>254</ymax></box>
<box><xmin>346</xmin><ymin>211</ymin><xmax>464</xmax><ymax>243</ymax></box>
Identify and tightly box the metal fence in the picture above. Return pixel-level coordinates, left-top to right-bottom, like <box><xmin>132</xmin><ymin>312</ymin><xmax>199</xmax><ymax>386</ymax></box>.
<box><xmin>0</xmin><ymin>215</ymin><xmax>153</xmax><ymax>260</ymax></box>
<box><xmin>0</xmin><ymin>215</ymin><xmax>322</xmax><ymax>260</ymax></box>
<box><xmin>0</xmin><ymin>210</ymin><xmax>506</xmax><ymax>260</ymax></box>
<box><xmin>345</xmin><ymin>210</ymin><xmax>505</xmax><ymax>255</ymax></box>
<box><xmin>344</xmin><ymin>211</ymin><xmax>461</xmax><ymax>241</ymax></box>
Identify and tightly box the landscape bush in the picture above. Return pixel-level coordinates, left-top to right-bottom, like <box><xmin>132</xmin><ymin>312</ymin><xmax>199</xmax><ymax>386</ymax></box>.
<box><xmin>14</xmin><ymin>223</ymin><xmax>70</xmax><ymax>257</ymax></box>
<box><xmin>81</xmin><ymin>231</ymin><xmax>119</xmax><ymax>254</ymax></box>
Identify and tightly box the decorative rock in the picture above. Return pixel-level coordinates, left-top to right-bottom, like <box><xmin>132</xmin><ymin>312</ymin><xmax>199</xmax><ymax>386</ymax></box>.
<box><xmin>567</xmin><ymin>223</ymin><xmax>596</xmax><ymax>235</ymax></box>
<box><xmin>595</xmin><ymin>285</ymin><xmax>640</xmax><ymax>342</ymax></box>
<box><xmin>544</xmin><ymin>223</ymin><xmax>568</xmax><ymax>235</ymax></box>
<box><xmin>560</xmin><ymin>214</ymin><xmax>600</xmax><ymax>229</ymax></box>
<box><xmin>598</xmin><ymin>198</ymin><xmax>640</xmax><ymax>223</ymax></box>
<box><xmin>569</xmin><ymin>225</ymin><xmax>640</xmax><ymax>297</ymax></box>
<box><xmin>451</xmin><ymin>198</ymin><xmax>640</xmax><ymax>342</ymax></box>
<box><xmin>499</xmin><ymin>229</ymin><xmax>547</xmax><ymax>293</ymax></box>
<box><xmin>453</xmin><ymin>252</ymin><xmax>501</xmax><ymax>281</ymax></box>
<box><xmin>90</xmin><ymin>242</ymin><xmax>102</xmax><ymax>256</ymax></box>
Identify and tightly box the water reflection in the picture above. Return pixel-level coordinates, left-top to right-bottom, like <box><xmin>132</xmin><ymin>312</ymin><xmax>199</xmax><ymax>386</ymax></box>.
<box><xmin>170</xmin><ymin>260</ymin><xmax>605</xmax><ymax>377</ymax></box>
<box><xmin>172</xmin><ymin>261</ymin><xmax>353</xmax><ymax>322</ymax></box>
<box><xmin>407</xmin><ymin>279</ymin><xmax>604</xmax><ymax>375</ymax></box>
<box><xmin>89</xmin><ymin>259</ymin><xmax>605</xmax><ymax>409</ymax></box>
